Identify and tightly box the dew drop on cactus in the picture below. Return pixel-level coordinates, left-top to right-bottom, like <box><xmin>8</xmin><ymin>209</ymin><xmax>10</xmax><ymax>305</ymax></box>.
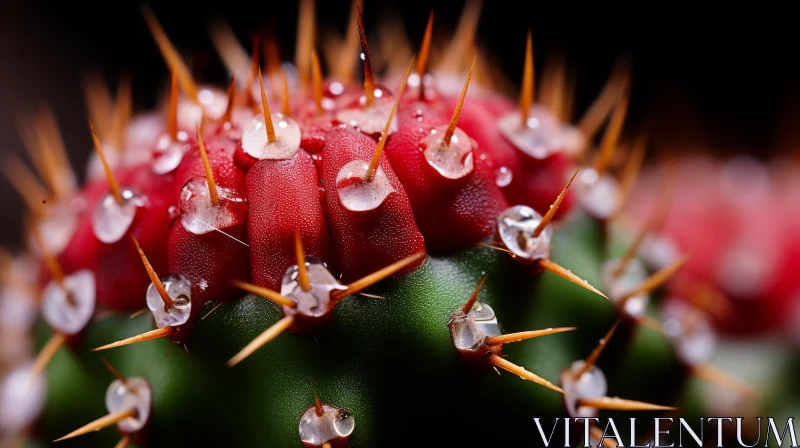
<box><xmin>41</xmin><ymin>269</ymin><xmax>96</xmax><ymax>335</ymax></box>
<box><xmin>335</xmin><ymin>161</ymin><xmax>395</xmax><ymax>212</ymax></box>
<box><xmin>104</xmin><ymin>377</ymin><xmax>152</xmax><ymax>433</ymax></box>
<box><xmin>146</xmin><ymin>273</ymin><xmax>192</xmax><ymax>328</ymax></box>
<box><xmin>497</xmin><ymin>205</ymin><xmax>553</xmax><ymax>259</ymax></box>
<box><xmin>0</xmin><ymin>361</ymin><xmax>46</xmax><ymax>433</ymax></box>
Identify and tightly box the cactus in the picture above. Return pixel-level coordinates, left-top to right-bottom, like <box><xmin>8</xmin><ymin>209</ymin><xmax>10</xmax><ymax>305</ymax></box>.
<box><xmin>1</xmin><ymin>2</ymin><xmax>797</xmax><ymax>448</ymax></box>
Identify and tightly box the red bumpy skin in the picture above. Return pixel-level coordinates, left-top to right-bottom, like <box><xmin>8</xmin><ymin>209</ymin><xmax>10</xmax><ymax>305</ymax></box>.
<box><xmin>94</xmin><ymin>165</ymin><xmax>174</xmax><ymax>310</ymax></box>
<box><xmin>245</xmin><ymin>150</ymin><xmax>332</xmax><ymax>291</ymax></box>
<box><xmin>168</xmin><ymin>136</ymin><xmax>250</xmax><ymax>316</ymax></box>
<box><xmin>322</xmin><ymin>126</ymin><xmax>426</xmax><ymax>282</ymax></box>
<box><xmin>385</xmin><ymin>102</ymin><xmax>508</xmax><ymax>252</ymax></box>
<box><xmin>449</xmin><ymin>95</ymin><xmax>575</xmax><ymax>219</ymax></box>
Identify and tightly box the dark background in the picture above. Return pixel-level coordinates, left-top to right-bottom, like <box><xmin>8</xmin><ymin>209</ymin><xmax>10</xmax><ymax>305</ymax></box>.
<box><xmin>1</xmin><ymin>0</ymin><xmax>798</xmax><ymax>249</ymax></box>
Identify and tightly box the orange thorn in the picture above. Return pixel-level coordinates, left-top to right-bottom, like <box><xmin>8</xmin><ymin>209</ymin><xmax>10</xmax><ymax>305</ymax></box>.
<box><xmin>53</xmin><ymin>408</ymin><xmax>138</xmax><ymax>442</ymax></box>
<box><xmin>487</xmin><ymin>353</ymin><xmax>564</xmax><ymax>394</ymax></box>
<box><xmin>195</xmin><ymin>123</ymin><xmax>219</xmax><ymax>206</ymax></box>
<box><xmin>201</xmin><ymin>301</ymin><xmax>226</xmax><ymax>320</ymax></box>
<box><xmin>519</xmin><ymin>30</ymin><xmax>534</xmax><ymax>127</ymax></box>
<box><xmin>129</xmin><ymin>308</ymin><xmax>148</xmax><ymax>319</ymax></box>
<box><xmin>93</xmin><ymin>326</ymin><xmax>176</xmax><ymax>351</ymax></box>
<box><xmin>576</xmin><ymin>319</ymin><xmax>620</xmax><ymax>379</ymax></box>
<box><xmin>245</xmin><ymin>36</ymin><xmax>261</xmax><ymax>96</ymax></box>
<box><xmin>101</xmin><ymin>358</ymin><xmax>127</xmax><ymax>385</ymax></box>
<box><xmin>257</xmin><ymin>67</ymin><xmax>277</xmax><ymax>144</ymax></box>
<box><xmin>612</xmin><ymin>221</ymin><xmax>652</xmax><ymax>280</ymax></box>
<box><xmin>227</xmin><ymin>315</ymin><xmax>295</xmax><ymax>367</ymax></box>
<box><xmin>82</xmin><ymin>72</ymin><xmax>115</xmax><ymax>140</ymax></box>
<box><xmin>538</xmin><ymin>258</ymin><xmax>608</xmax><ymax>300</ymax></box>
<box><xmin>208</xmin><ymin>19</ymin><xmax>250</xmax><ymax>82</ymax></box>
<box><xmin>594</xmin><ymin>91</ymin><xmax>629</xmax><ymax>176</ymax></box>
<box><xmin>280</xmin><ymin>68</ymin><xmax>291</xmax><ymax>117</ymax></box>
<box><xmin>576</xmin><ymin>396</ymin><xmax>676</xmax><ymax>412</ymax></box>
<box><xmin>141</xmin><ymin>6</ymin><xmax>198</xmax><ymax>102</ymax></box>
<box><xmin>461</xmin><ymin>275</ymin><xmax>488</xmax><ymax>314</ymax></box>
<box><xmin>331</xmin><ymin>251</ymin><xmax>425</xmax><ymax>301</ymax></box>
<box><xmin>416</xmin><ymin>11</ymin><xmax>435</xmax><ymax>78</ymax></box>
<box><xmin>31</xmin><ymin>333</ymin><xmax>67</xmax><ymax>380</ymax></box>
<box><xmin>222</xmin><ymin>77</ymin><xmax>236</xmax><ymax>124</ymax></box>
<box><xmin>294</xmin><ymin>0</ymin><xmax>315</xmax><ymax>87</ymax></box>
<box><xmin>618</xmin><ymin>254</ymin><xmax>689</xmax><ymax>304</ymax></box>
<box><xmin>590</xmin><ymin>426</ymin><xmax>620</xmax><ymax>448</ymax></box>
<box><xmin>693</xmin><ymin>364</ymin><xmax>758</xmax><ymax>397</ymax></box>
<box><xmin>335</xmin><ymin>0</ymin><xmax>363</xmax><ymax>82</ymax></box>
<box><xmin>89</xmin><ymin>122</ymin><xmax>124</xmax><ymax>205</ymax></box>
<box><xmin>437</xmin><ymin>0</ymin><xmax>482</xmax><ymax>74</ymax></box>
<box><xmin>28</xmin><ymin>220</ymin><xmax>65</xmax><ymax>285</ymax></box>
<box><xmin>232</xmin><ymin>280</ymin><xmax>296</xmax><ymax>308</ymax></box>
<box><xmin>617</xmin><ymin>132</ymin><xmax>648</xmax><ymax>212</ymax></box>
<box><xmin>443</xmin><ymin>55</ymin><xmax>476</xmax><ymax>147</ymax></box>
<box><xmin>112</xmin><ymin>76</ymin><xmax>132</xmax><ymax>151</ymax></box>
<box><xmin>475</xmin><ymin>242</ymin><xmax>516</xmax><ymax>256</ymax></box>
<box><xmin>639</xmin><ymin>315</ymin><xmax>663</xmax><ymax>333</ymax></box>
<box><xmin>314</xmin><ymin>393</ymin><xmax>324</xmax><ymax>417</ymax></box>
<box><xmin>577</xmin><ymin>58</ymin><xmax>630</xmax><ymax>140</ymax></box>
<box><xmin>364</xmin><ymin>56</ymin><xmax>414</xmax><ymax>183</ymax></box>
<box><xmin>294</xmin><ymin>231</ymin><xmax>311</xmax><ymax>292</ymax></box>
<box><xmin>115</xmin><ymin>435</ymin><xmax>131</xmax><ymax>448</ymax></box>
<box><xmin>130</xmin><ymin>235</ymin><xmax>174</xmax><ymax>310</ymax></box>
<box><xmin>533</xmin><ymin>168</ymin><xmax>580</xmax><ymax>237</ymax></box>
<box><xmin>355</xmin><ymin>6</ymin><xmax>375</xmax><ymax>108</ymax></box>
<box><xmin>311</xmin><ymin>49</ymin><xmax>325</xmax><ymax>114</ymax></box>
<box><xmin>322</xmin><ymin>443</ymin><xmax>332</xmax><ymax>448</ymax></box>
<box><xmin>265</xmin><ymin>35</ymin><xmax>281</xmax><ymax>78</ymax></box>
<box><xmin>167</xmin><ymin>71</ymin><xmax>179</xmax><ymax>141</ymax></box>
<box><xmin>2</xmin><ymin>156</ymin><xmax>49</xmax><ymax>213</ymax></box>
<box><xmin>34</xmin><ymin>107</ymin><xmax>75</xmax><ymax>198</ymax></box>
<box><xmin>485</xmin><ymin>327</ymin><xmax>576</xmax><ymax>346</ymax></box>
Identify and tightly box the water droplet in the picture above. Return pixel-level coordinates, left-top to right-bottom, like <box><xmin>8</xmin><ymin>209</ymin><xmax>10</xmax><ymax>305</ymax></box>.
<box><xmin>495</xmin><ymin>166</ymin><xmax>512</xmax><ymax>187</ymax></box>
<box><xmin>336</xmin><ymin>161</ymin><xmax>396</xmax><ymax>212</ymax></box>
<box><xmin>146</xmin><ymin>274</ymin><xmax>192</xmax><ymax>328</ymax></box>
<box><xmin>601</xmin><ymin>258</ymin><xmax>648</xmax><ymax>319</ymax></box>
<box><xmin>661</xmin><ymin>301</ymin><xmax>716</xmax><ymax>366</ymax></box>
<box><xmin>496</xmin><ymin>205</ymin><xmax>552</xmax><ymax>260</ymax></box>
<box><xmin>0</xmin><ymin>361</ymin><xmax>46</xmax><ymax>433</ymax></box>
<box><xmin>497</xmin><ymin>106</ymin><xmax>564</xmax><ymax>159</ymax></box>
<box><xmin>92</xmin><ymin>189</ymin><xmax>146</xmax><ymax>244</ymax></box>
<box><xmin>561</xmin><ymin>360</ymin><xmax>608</xmax><ymax>418</ymax></box>
<box><xmin>421</xmin><ymin>126</ymin><xmax>474</xmax><ymax>179</ymax></box>
<box><xmin>179</xmin><ymin>177</ymin><xmax>247</xmax><ymax>235</ymax></box>
<box><xmin>151</xmin><ymin>133</ymin><xmax>190</xmax><ymax>174</ymax></box>
<box><xmin>299</xmin><ymin>402</ymin><xmax>355</xmax><ymax>446</ymax></box>
<box><xmin>32</xmin><ymin>203</ymin><xmax>79</xmax><ymax>256</ymax></box>
<box><xmin>177</xmin><ymin>86</ymin><xmax>227</xmax><ymax>130</ymax></box>
<box><xmin>105</xmin><ymin>377</ymin><xmax>151</xmax><ymax>434</ymax></box>
<box><xmin>336</xmin><ymin>88</ymin><xmax>396</xmax><ymax>138</ymax></box>
<box><xmin>575</xmin><ymin>168</ymin><xmax>621</xmax><ymax>219</ymax></box>
<box><xmin>281</xmin><ymin>261</ymin><xmax>346</xmax><ymax>319</ymax></box>
<box><xmin>450</xmin><ymin>302</ymin><xmax>501</xmax><ymax>356</ymax></box>
<box><xmin>41</xmin><ymin>270</ymin><xmax>96</xmax><ymax>335</ymax></box>
<box><xmin>241</xmin><ymin>113</ymin><xmax>301</xmax><ymax>160</ymax></box>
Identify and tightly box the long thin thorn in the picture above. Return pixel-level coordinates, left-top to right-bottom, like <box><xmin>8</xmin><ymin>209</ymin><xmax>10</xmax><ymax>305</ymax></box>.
<box><xmin>355</xmin><ymin>6</ymin><xmax>375</xmax><ymax>108</ymax></box>
<box><xmin>141</xmin><ymin>6</ymin><xmax>198</xmax><ymax>102</ymax></box>
<box><xmin>232</xmin><ymin>280</ymin><xmax>296</xmax><ymax>308</ymax></box>
<box><xmin>693</xmin><ymin>364</ymin><xmax>758</xmax><ymax>397</ymax></box>
<box><xmin>280</xmin><ymin>68</ymin><xmax>291</xmax><ymax>117</ymax></box>
<box><xmin>54</xmin><ymin>408</ymin><xmax>137</xmax><ymax>442</ymax></box>
<box><xmin>443</xmin><ymin>55</ymin><xmax>476</xmax><ymax>146</ymax></box>
<box><xmin>222</xmin><ymin>77</ymin><xmax>236</xmax><ymax>124</ymax></box>
<box><xmin>485</xmin><ymin>327</ymin><xmax>576</xmax><ymax>346</ymax></box>
<box><xmin>115</xmin><ymin>435</ymin><xmax>131</xmax><ymax>448</ymax></box>
<box><xmin>487</xmin><ymin>354</ymin><xmax>564</xmax><ymax>394</ymax></box>
<box><xmin>519</xmin><ymin>30</ymin><xmax>534</xmax><ymax>126</ymax></box>
<box><xmin>195</xmin><ymin>123</ymin><xmax>219</xmax><ymax>206</ymax></box>
<box><xmin>617</xmin><ymin>132</ymin><xmax>648</xmax><ymax>212</ymax></box>
<box><xmin>31</xmin><ymin>333</ymin><xmax>66</xmax><ymax>380</ymax></box>
<box><xmin>335</xmin><ymin>0</ymin><xmax>362</xmax><ymax>82</ymax></box>
<box><xmin>35</xmin><ymin>106</ymin><xmax>75</xmax><ymax>197</ymax></box>
<box><xmin>82</xmin><ymin>72</ymin><xmax>115</xmax><ymax>140</ymax></box>
<box><xmin>101</xmin><ymin>358</ymin><xmax>127</xmax><ymax>384</ymax></box>
<box><xmin>594</xmin><ymin>91</ymin><xmax>629</xmax><ymax>176</ymax></box>
<box><xmin>577</xmin><ymin>58</ymin><xmax>630</xmax><ymax>140</ymax></box>
<box><xmin>201</xmin><ymin>301</ymin><xmax>226</xmax><ymax>320</ymax></box>
<box><xmin>437</xmin><ymin>0</ymin><xmax>482</xmax><ymax>73</ymax></box>
<box><xmin>131</xmin><ymin>235</ymin><xmax>174</xmax><ymax>309</ymax></box>
<box><xmin>331</xmin><ymin>251</ymin><xmax>424</xmax><ymax>301</ymax></box>
<box><xmin>314</xmin><ymin>393</ymin><xmax>324</xmax><ymax>416</ymax></box>
<box><xmin>576</xmin><ymin>396</ymin><xmax>676</xmax><ymax>412</ymax></box>
<box><xmin>258</xmin><ymin>67</ymin><xmax>277</xmax><ymax>143</ymax></box>
<box><xmin>168</xmin><ymin>72</ymin><xmax>179</xmax><ymax>140</ymax></box>
<box><xmin>208</xmin><ymin>20</ymin><xmax>250</xmax><ymax>82</ymax></box>
<box><xmin>533</xmin><ymin>168</ymin><xmax>580</xmax><ymax>237</ymax></box>
<box><xmin>618</xmin><ymin>254</ymin><xmax>689</xmax><ymax>303</ymax></box>
<box><xmin>576</xmin><ymin>319</ymin><xmax>620</xmax><ymax>379</ymax></box>
<box><xmin>112</xmin><ymin>76</ymin><xmax>132</xmax><ymax>150</ymax></box>
<box><xmin>612</xmin><ymin>220</ymin><xmax>652</xmax><ymax>279</ymax></box>
<box><xmin>311</xmin><ymin>49</ymin><xmax>324</xmax><ymax>113</ymax></box>
<box><xmin>227</xmin><ymin>315</ymin><xmax>295</xmax><ymax>367</ymax></box>
<box><xmin>295</xmin><ymin>0</ymin><xmax>315</xmax><ymax>87</ymax></box>
<box><xmin>461</xmin><ymin>275</ymin><xmax>488</xmax><ymax>314</ymax></box>
<box><xmin>416</xmin><ymin>11</ymin><xmax>434</xmax><ymax>78</ymax></box>
<box><xmin>294</xmin><ymin>231</ymin><xmax>311</xmax><ymax>292</ymax></box>
<box><xmin>28</xmin><ymin>220</ymin><xmax>65</xmax><ymax>285</ymax></box>
<box><xmin>538</xmin><ymin>259</ymin><xmax>608</xmax><ymax>299</ymax></box>
<box><xmin>89</xmin><ymin>122</ymin><xmax>123</xmax><ymax>205</ymax></box>
<box><xmin>640</xmin><ymin>315</ymin><xmax>663</xmax><ymax>333</ymax></box>
<box><xmin>590</xmin><ymin>426</ymin><xmax>619</xmax><ymax>448</ymax></box>
<box><xmin>93</xmin><ymin>326</ymin><xmax>175</xmax><ymax>351</ymax></box>
<box><xmin>2</xmin><ymin>156</ymin><xmax>49</xmax><ymax>212</ymax></box>
<box><xmin>364</xmin><ymin>56</ymin><xmax>414</xmax><ymax>183</ymax></box>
